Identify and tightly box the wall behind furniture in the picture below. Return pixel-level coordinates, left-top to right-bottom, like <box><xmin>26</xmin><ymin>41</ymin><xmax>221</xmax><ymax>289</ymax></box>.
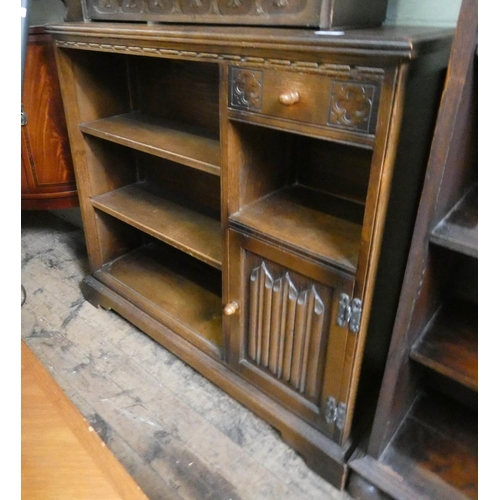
<box><xmin>386</xmin><ymin>0</ymin><xmax>462</xmax><ymax>26</ymax></box>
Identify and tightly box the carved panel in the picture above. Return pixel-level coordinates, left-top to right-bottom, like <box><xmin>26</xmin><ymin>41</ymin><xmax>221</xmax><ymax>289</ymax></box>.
<box><xmin>88</xmin><ymin>0</ymin><xmax>311</xmax><ymax>17</ymax></box>
<box><xmin>328</xmin><ymin>81</ymin><xmax>378</xmax><ymax>134</ymax></box>
<box><xmin>247</xmin><ymin>262</ymin><xmax>325</xmax><ymax>398</ymax></box>
<box><xmin>229</xmin><ymin>67</ymin><xmax>263</xmax><ymax>111</ymax></box>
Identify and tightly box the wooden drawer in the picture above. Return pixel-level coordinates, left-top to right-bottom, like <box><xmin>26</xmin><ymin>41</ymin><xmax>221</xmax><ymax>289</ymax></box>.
<box><xmin>228</xmin><ymin>66</ymin><xmax>381</xmax><ymax>139</ymax></box>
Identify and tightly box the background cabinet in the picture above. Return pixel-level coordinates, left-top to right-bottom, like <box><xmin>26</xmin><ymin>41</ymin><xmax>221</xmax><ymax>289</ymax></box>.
<box><xmin>50</xmin><ymin>22</ymin><xmax>453</xmax><ymax>489</ymax></box>
<box><xmin>347</xmin><ymin>1</ymin><xmax>478</xmax><ymax>498</ymax></box>
<box><xmin>21</xmin><ymin>27</ymin><xmax>78</xmax><ymax>211</ymax></box>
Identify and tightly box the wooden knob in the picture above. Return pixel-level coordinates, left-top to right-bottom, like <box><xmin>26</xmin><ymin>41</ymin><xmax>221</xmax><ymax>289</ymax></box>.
<box><xmin>223</xmin><ymin>301</ymin><xmax>239</xmax><ymax>316</ymax></box>
<box><xmin>279</xmin><ymin>90</ymin><xmax>300</xmax><ymax>106</ymax></box>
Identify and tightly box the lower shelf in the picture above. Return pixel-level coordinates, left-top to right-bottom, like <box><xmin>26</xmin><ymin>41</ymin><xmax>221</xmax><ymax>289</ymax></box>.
<box><xmin>80</xmin><ymin>245</ymin><xmax>353</xmax><ymax>490</ymax></box>
<box><xmin>89</xmin><ymin>242</ymin><xmax>223</xmax><ymax>358</ymax></box>
<box><xmin>380</xmin><ymin>391</ymin><xmax>477</xmax><ymax>500</ymax></box>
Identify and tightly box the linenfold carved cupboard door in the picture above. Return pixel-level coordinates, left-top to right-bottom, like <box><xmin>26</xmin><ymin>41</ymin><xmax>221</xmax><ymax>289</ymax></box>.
<box><xmin>227</xmin><ymin>230</ymin><xmax>355</xmax><ymax>441</ymax></box>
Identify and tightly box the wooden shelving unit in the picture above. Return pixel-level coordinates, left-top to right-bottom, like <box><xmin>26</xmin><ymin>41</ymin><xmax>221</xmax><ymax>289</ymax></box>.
<box><xmin>347</xmin><ymin>1</ymin><xmax>478</xmax><ymax>498</ymax></box>
<box><xmin>50</xmin><ymin>17</ymin><xmax>454</xmax><ymax>489</ymax></box>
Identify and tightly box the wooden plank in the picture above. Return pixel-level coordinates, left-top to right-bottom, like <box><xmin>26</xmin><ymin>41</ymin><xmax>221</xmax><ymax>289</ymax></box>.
<box><xmin>80</xmin><ymin>111</ymin><xmax>221</xmax><ymax>176</ymax></box>
<box><xmin>410</xmin><ymin>300</ymin><xmax>478</xmax><ymax>391</ymax></box>
<box><xmin>97</xmin><ymin>243</ymin><xmax>223</xmax><ymax>354</ymax></box>
<box><xmin>380</xmin><ymin>392</ymin><xmax>477</xmax><ymax>500</ymax></box>
<box><xmin>430</xmin><ymin>186</ymin><xmax>478</xmax><ymax>258</ymax></box>
<box><xmin>231</xmin><ymin>185</ymin><xmax>362</xmax><ymax>273</ymax></box>
<box><xmin>21</xmin><ymin>340</ymin><xmax>148</xmax><ymax>500</ymax></box>
<box><xmin>91</xmin><ymin>183</ymin><xmax>223</xmax><ymax>270</ymax></box>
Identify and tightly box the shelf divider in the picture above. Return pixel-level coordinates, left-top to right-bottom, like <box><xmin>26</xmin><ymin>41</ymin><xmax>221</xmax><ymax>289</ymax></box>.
<box><xmin>80</xmin><ymin>111</ymin><xmax>221</xmax><ymax>176</ymax></box>
<box><xmin>91</xmin><ymin>183</ymin><xmax>222</xmax><ymax>270</ymax></box>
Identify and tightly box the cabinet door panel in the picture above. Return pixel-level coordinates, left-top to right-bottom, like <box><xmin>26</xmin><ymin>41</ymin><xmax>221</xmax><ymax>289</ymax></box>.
<box><xmin>227</xmin><ymin>230</ymin><xmax>355</xmax><ymax>439</ymax></box>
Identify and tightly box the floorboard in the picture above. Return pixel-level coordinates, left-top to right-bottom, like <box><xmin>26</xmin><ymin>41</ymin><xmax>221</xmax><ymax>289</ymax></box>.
<box><xmin>21</xmin><ymin>210</ymin><xmax>352</xmax><ymax>500</ymax></box>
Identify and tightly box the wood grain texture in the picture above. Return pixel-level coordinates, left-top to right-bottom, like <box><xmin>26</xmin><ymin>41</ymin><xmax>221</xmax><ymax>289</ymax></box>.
<box><xmin>22</xmin><ymin>340</ymin><xmax>148</xmax><ymax>500</ymax></box>
<box><xmin>21</xmin><ymin>28</ymin><xmax>78</xmax><ymax>210</ymax></box>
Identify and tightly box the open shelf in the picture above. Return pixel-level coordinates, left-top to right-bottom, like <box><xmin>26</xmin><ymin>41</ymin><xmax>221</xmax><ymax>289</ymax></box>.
<box><xmin>95</xmin><ymin>242</ymin><xmax>223</xmax><ymax>358</ymax></box>
<box><xmin>410</xmin><ymin>300</ymin><xmax>477</xmax><ymax>392</ymax></box>
<box><xmin>380</xmin><ymin>391</ymin><xmax>477</xmax><ymax>500</ymax></box>
<box><xmin>430</xmin><ymin>185</ymin><xmax>478</xmax><ymax>258</ymax></box>
<box><xmin>80</xmin><ymin>111</ymin><xmax>221</xmax><ymax>176</ymax></box>
<box><xmin>230</xmin><ymin>185</ymin><xmax>363</xmax><ymax>274</ymax></box>
<box><xmin>91</xmin><ymin>183</ymin><xmax>222</xmax><ymax>270</ymax></box>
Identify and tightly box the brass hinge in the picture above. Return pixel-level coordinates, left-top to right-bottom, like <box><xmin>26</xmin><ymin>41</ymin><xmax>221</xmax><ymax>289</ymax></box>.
<box><xmin>325</xmin><ymin>396</ymin><xmax>347</xmax><ymax>431</ymax></box>
<box><xmin>336</xmin><ymin>293</ymin><xmax>362</xmax><ymax>333</ymax></box>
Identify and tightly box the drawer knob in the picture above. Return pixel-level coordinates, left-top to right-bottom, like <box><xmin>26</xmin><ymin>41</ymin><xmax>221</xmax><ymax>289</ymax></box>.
<box><xmin>279</xmin><ymin>90</ymin><xmax>300</xmax><ymax>106</ymax></box>
<box><xmin>223</xmin><ymin>301</ymin><xmax>239</xmax><ymax>316</ymax></box>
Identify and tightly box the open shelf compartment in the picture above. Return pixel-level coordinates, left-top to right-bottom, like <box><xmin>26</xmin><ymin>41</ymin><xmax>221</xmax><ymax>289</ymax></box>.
<box><xmin>80</xmin><ymin>111</ymin><xmax>221</xmax><ymax>176</ymax></box>
<box><xmin>430</xmin><ymin>184</ymin><xmax>478</xmax><ymax>258</ymax></box>
<box><xmin>380</xmin><ymin>391</ymin><xmax>477</xmax><ymax>500</ymax></box>
<box><xmin>410</xmin><ymin>299</ymin><xmax>477</xmax><ymax>392</ymax></box>
<box><xmin>228</xmin><ymin>122</ymin><xmax>370</xmax><ymax>274</ymax></box>
<box><xmin>91</xmin><ymin>182</ymin><xmax>222</xmax><ymax>270</ymax></box>
<box><xmin>91</xmin><ymin>228</ymin><xmax>223</xmax><ymax>358</ymax></box>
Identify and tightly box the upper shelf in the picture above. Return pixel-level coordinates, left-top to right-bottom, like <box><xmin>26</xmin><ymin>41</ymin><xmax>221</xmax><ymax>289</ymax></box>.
<box><xmin>80</xmin><ymin>111</ymin><xmax>221</xmax><ymax>177</ymax></box>
<box><xmin>430</xmin><ymin>185</ymin><xmax>478</xmax><ymax>258</ymax></box>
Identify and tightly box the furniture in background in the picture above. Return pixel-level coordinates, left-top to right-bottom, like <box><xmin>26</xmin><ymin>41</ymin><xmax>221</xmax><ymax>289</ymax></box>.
<box><xmin>347</xmin><ymin>0</ymin><xmax>478</xmax><ymax>498</ymax></box>
<box><xmin>22</xmin><ymin>26</ymin><xmax>79</xmax><ymax>211</ymax></box>
<box><xmin>70</xmin><ymin>0</ymin><xmax>389</xmax><ymax>29</ymax></box>
<box><xmin>47</xmin><ymin>15</ymin><xmax>453</xmax><ymax>490</ymax></box>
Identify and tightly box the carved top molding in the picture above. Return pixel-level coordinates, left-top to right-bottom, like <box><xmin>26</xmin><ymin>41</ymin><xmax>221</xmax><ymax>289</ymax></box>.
<box><xmin>54</xmin><ymin>40</ymin><xmax>385</xmax><ymax>78</ymax></box>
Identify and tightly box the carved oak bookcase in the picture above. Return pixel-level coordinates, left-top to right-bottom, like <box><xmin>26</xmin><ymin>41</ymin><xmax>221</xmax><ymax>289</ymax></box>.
<box><xmin>48</xmin><ymin>20</ymin><xmax>453</xmax><ymax>489</ymax></box>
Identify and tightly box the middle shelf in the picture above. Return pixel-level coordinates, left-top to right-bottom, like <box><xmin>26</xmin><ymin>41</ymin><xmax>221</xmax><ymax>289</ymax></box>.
<box><xmin>91</xmin><ymin>182</ymin><xmax>223</xmax><ymax>270</ymax></box>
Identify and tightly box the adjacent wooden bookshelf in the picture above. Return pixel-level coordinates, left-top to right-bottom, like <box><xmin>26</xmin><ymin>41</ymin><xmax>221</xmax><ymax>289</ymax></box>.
<box><xmin>347</xmin><ymin>1</ymin><xmax>478</xmax><ymax>498</ymax></box>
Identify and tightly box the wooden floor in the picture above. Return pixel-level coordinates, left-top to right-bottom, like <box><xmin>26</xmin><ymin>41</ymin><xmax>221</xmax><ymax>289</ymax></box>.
<box><xmin>21</xmin><ymin>209</ymin><xmax>352</xmax><ymax>500</ymax></box>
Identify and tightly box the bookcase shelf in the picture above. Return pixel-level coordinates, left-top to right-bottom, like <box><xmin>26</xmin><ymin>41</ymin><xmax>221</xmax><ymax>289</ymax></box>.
<box><xmin>80</xmin><ymin>111</ymin><xmax>221</xmax><ymax>177</ymax></box>
<box><xmin>92</xmin><ymin>183</ymin><xmax>223</xmax><ymax>270</ymax></box>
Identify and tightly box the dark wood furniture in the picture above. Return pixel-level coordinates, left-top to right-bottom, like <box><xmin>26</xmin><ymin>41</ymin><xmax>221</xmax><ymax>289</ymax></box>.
<box><xmin>21</xmin><ymin>26</ymin><xmax>79</xmax><ymax>211</ymax></box>
<box><xmin>73</xmin><ymin>0</ymin><xmax>389</xmax><ymax>29</ymax></box>
<box><xmin>347</xmin><ymin>0</ymin><xmax>478</xmax><ymax>498</ymax></box>
<box><xmin>47</xmin><ymin>20</ymin><xmax>453</xmax><ymax>489</ymax></box>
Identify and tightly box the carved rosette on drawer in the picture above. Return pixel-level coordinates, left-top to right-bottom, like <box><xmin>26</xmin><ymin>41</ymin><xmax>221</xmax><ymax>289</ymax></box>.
<box><xmin>328</xmin><ymin>81</ymin><xmax>377</xmax><ymax>134</ymax></box>
<box><xmin>229</xmin><ymin>68</ymin><xmax>263</xmax><ymax>111</ymax></box>
<box><xmin>247</xmin><ymin>262</ymin><xmax>326</xmax><ymax>400</ymax></box>
<box><xmin>88</xmin><ymin>0</ymin><xmax>308</xmax><ymax>17</ymax></box>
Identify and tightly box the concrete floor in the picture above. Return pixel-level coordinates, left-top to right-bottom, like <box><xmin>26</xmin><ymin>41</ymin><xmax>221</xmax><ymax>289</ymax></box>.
<box><xmin>21</xmin><ymin>209</ymin><xmax>353</xmax><ymax>500</ymax></box>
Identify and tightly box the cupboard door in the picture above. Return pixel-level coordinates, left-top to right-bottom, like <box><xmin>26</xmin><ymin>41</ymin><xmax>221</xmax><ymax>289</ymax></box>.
<box><xmin>227</xmin><ymin>230</ymin><xmax>355</xmax><ymax>440</ymax></box>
